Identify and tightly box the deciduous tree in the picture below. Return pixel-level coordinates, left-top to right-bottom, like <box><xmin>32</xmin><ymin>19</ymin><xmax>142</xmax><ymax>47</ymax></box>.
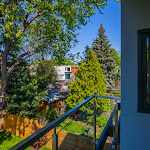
<box><xmin>0</xmin><ymin>0</ymin><xmax>107</xmax><ymax>100</ymax></box>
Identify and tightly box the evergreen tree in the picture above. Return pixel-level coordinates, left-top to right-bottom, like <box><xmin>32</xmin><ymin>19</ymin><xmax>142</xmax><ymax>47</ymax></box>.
<box><xmin>111</xmin><ymin>48</ymin><xmax>121</xmax><ymax>81</ymax></box>
<box><xmin>5</xmin><ymin>60</ymin><xmax>57</xmax><ymax>118</ymax></box>
<box><xmin>66</xmin><ymin>47</ymin><xmax>108</xmax><ymax>112</ymax></box>
<box><xmin>92</xmin><ymin>24</ymin><xmax>117</xmax><ymax>89</ymax></box>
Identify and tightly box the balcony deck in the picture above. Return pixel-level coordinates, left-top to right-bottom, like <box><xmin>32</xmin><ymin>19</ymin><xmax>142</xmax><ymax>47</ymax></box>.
<box><xmin>8</xmin><ymin>95</ymin><xmax>120</xmax><ymax>150</ymax></box>
<box><xmin>103</xmin><ymin>137</ymin><xmax>120</xmax><ymax>150</ymax></box>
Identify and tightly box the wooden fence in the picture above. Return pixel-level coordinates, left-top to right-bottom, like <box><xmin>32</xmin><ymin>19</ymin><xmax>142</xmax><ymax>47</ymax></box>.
<box><xmin>3</xmin><ymin>114</ymin><xmax>93</xmax><ymax>150</ymax></box>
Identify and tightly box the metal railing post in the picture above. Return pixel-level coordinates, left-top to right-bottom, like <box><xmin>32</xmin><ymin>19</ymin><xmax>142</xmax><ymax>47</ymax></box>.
<box><xmin>52</xmin><ymin>127</ymin><xmax>58</xmax><ymax>150</ymax></box>
<box><xmin>115</xmin><ymin>103</ymin><xmax>118</xmax><ymax>150</ymax></box>
<box><xmin>93</xmin><ymin>100</ymin><xmax>96</xmax><ymax>150</ymax></box>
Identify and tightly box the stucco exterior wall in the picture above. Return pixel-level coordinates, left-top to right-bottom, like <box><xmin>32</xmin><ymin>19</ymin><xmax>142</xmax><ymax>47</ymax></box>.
<box><xmin>121</xmin><ymin>1</ymin><xmax>150</xmax><ymax>150</ymax></box>
<box><xmin>54</xmin><ymin>66</ymin><xmax>71</xmax><ymax>80</ymax></box>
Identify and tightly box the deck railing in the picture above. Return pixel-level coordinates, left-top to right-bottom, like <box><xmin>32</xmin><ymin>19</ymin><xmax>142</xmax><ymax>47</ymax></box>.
<box><xmin>8</xmin><ymin>94</ymin><xmax>120</xmax><ymax>150</ymax></box>
<box><xmin>96</xmin><ymin>103</ymin><xmax>120</xmax><ymax>150</ymax></box>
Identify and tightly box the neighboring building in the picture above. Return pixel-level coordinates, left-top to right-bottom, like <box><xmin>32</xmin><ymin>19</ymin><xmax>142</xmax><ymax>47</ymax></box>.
<box><xmin>71</xmin><ymin>68</ymin><xmax>78</xmax><ymax>75</ymax></box>
<box><xmin>121</xmin><ymin>1</ymin><xmax>150</xmax><ymax>150</ymax></box>
<box><xmin>55</xmin><ymin>65</ymin><xmax>78</xmax><ymax>91</ymax></box>
<box><xmin>40</xmin><ymin>83</ymin><xmax>65</xmax><ymax>113</ymax></box>
<box><xmin>55</xmin><ymin>65</ymin><xmax>72</xmax><ymax>80</ymax></box>
<box><xmin>46</xmin><ymin>83</ymin><xmax>61</xmax><ymax>95</ymax></box>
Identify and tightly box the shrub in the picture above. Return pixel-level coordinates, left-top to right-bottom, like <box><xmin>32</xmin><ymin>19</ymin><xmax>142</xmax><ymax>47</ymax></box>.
<box><xmin>38</xmin><ymin>108</ymin><xmax>57</xmax><ymax>122</ymax></box>
<box><xmin>87</xmin><ymin>116</ymin><xmax>94</xmax><ymax>126</ymax></box>
<box><xmin>110</xmin><ymin>90</ymin><xmax>121</xmax><ymax>97</ymax></box>
<box><xmin>97</xmin><ymin>115</ymin><xmax>108</xmax><ymax>127</ymax></box>
<box><xmin>31</xmin><ymin>125</ymin><xmax>48</xmax><ymax>148</ymax></box>
<box><xmin>45</xmin><ymin>108</ymin><xmax>57</xmax><ymax>122</ymax></box>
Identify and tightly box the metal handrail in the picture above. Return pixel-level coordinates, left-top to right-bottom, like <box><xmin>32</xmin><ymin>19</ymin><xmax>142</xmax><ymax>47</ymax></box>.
<box><xmin>96</xmin><ymin>103</ymin><xmax>121</xmax><ymax>150</ymax></box>
<box><xmin>9</xmin><ymin>94</ymin><xmax>120</xmax><ymax>150</ymax></box>
<box><xmin>96</xmin><ymin>106</ymin><xmax>116</xmax><ymax>150</ymax></box>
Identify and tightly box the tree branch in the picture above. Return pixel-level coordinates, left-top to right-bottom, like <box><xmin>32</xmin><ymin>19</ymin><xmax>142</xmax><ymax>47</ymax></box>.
<box><xmin>21</xmin><ymin>12</ymin><xmax>41</xmax><ymax>33</ymax></box>
<box><xmin>7</xmin><ymin>50</ymin><xmax>36</xmax><ymax>79</ymax></box>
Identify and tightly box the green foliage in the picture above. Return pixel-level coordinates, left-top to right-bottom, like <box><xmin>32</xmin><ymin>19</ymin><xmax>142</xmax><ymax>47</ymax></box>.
<box><xmin>5</xmin><ymin>60</ymin><xmax>57</xmax><ymax>118</ymax></box>
<box><xmin>0</xmin><ymin>0</ymin><xmax>107</xmax><ymax>63</ymax></box>
<box><xmin>36</xmin><ymin>60</ymin><xmax>58</xmax><ymax>89</ymax></box>
<box><xmin>38</xmin><ymin>108</ymin><xmax>57</xmax><ymax>122</ymax></box>
<box><xmin>45</xmin><ymin>108</ymin><xmax>57</xmax><ymax>122</ymax></box>
<box><xmin>96</xmin><ymin>115</ymin><xmax>108</xmax><ymax>127</ymax></box>
<box><xmin>66</xmin><ymin>47</ymin><xmax>108</xmax><ymax>113</ymax></box>
<box><xmin>111</xmin><ymin>49</ymin><xmax>121</xmax><ymax>81</ymax></box>
<box><xmin>86</xmin><ymin>116</ymin><xmax>94</xmax><ymax>125</ymax></box>
<box><xmin>52</xmin><ymin>58</ymin><xmax>75</xmax><ymax>66</ymax></box>
<box><xmin>0</xmin><ymin>131</ymin><xmax>23</xmax><ymax>150</ymax></box>
<box><xmin>87</xmin><ymin>114</ymin><xmax>108</xmax><ymax>127</ymax></box>
<box><xmin>115</xmin><ymin>0</ymin><xmax>121</xmax><ymax>2</ymax></box>
<box><xmin>92</xmin><ymin>24</ymin><xmax>117</xmax><ymax>89</ymax></box>
<box><xmin>110</xmin><ymin>90</ymin><xmax>121</xmax><ymax>97</ymax></box>
<box><xmin>0</xmin><ymin>131</ymin><xmax>50</xmax><ymax>150</ymax></box>
<box><xmin>57</xmin><ymin>118</ymin><xmax>87</xmax><ymax>135</ymax></box>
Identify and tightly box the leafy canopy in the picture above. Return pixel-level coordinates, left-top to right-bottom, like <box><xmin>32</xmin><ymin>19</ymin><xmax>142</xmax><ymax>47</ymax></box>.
<box><xmin>0</xmin><ymin>0</ymin><xmax>107</xmax><ymax>59</ymax></box>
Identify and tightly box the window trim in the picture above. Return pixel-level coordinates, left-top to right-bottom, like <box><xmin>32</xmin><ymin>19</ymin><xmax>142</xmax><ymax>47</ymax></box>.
<box><xmin>65</xmin><ymin>73</ymin><xmax>71</xmax><ymax>79</ymax></box>
<box><xmin>65</xmin><ymin>67</ymin><xmax>71</xmax><ymax>72</ymax></box>
<box><xmin>138</xmin><ymin>28</ymin><xmax>150</xmax><ymax>113</ymax></box>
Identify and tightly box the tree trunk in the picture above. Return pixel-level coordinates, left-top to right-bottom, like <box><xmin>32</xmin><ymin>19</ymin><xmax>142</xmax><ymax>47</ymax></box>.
<box><xmin>1</xmin><ymin>40</ymin><xmax>11</xmax><ymax>103</ymax></box>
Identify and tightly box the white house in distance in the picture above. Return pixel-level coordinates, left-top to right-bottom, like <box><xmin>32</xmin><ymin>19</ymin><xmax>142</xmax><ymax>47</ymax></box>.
<box><xmin>54</xmin><ymin>65</ymin><xmax>72</xmax><ymax>80</ymax></box>
<box><xmin>54</xmin><ymin>65</ymin><xmax>74</xmax><ymax>90</ymax></box>
<box><xmin>121</xmin><ymin>0</ymin><xmax>150</xmax><ymax>150</ymax></box>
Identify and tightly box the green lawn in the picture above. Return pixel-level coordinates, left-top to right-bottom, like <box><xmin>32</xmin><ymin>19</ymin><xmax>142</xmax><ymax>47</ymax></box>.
<box><xmin>0</xmin><ymin>131</ymin><xmax>50</xmax><ymax>150</ymax></box>
<box><xmin>57</xmin><ymin>118</ymin><xmax>106</xmax><ymax>139</ymax></box>
<box><xmin>57</xmin><ymin>118</ymin><xmax>87</xmax><ymax>135</ymax></box>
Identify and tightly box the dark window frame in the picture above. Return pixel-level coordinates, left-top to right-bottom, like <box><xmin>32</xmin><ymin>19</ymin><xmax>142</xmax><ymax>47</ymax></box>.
<box><xmin>65</xmin><ymin>67</ymin><xmax>71</xmax><ymax>72</ymax></box>
<box><xmin>138</xmin><ymin>28</ymin><xmax>150</xmax><ymax>113</ymax></box>
<box><xmin>65</xmin><ymin>73</ymin><xmax>71</xmax><ymax>79</ymax></box>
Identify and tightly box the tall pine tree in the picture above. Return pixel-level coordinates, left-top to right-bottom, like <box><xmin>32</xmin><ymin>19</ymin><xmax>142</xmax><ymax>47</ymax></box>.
<box><xmin>66</xmin><ymin>47</ymin><xmax>108</xmax><ymax>112</ymax></box>
<box><xmin>92</xmin><ymin>24</ymin><xmax>117</xmax><ymax>89</ymax></box>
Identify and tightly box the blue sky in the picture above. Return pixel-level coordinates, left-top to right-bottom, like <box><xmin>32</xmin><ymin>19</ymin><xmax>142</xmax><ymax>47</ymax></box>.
<box><xmin>70</xmin><ymin>0</ymin><xmax>121</xmax><ymax>55</ymax></box>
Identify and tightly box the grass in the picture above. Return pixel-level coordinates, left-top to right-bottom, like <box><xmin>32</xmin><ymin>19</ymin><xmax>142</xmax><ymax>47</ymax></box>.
<box><xmin>57</xmin><ymin>117</ymin><xmax>108</xmax><ymax>139</ymax></box>
<box><xmin>0</xmin><ymin>131</ymin><xmax>50</xmax><ymax>150</ymax></box>
<box><xmin>57</xmin><ymin>118</ymin><xmax>87</xmax><ymax>135</ymax></box>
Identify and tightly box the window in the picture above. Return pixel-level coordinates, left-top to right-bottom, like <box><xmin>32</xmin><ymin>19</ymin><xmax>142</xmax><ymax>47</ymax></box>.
<box><xmin>65</xmin><ymin>67</ymin><xmax>70</xmax><ymax>72</ymax></box>
<box><xmin>138</xmin><ymin>29</ymin><xmax>150</xmax><ymax>113</ymax></box>
<box><xmin>65</xmin><ymin>74</ymin><xmax>70</xmax><ymax>79</ymax></box>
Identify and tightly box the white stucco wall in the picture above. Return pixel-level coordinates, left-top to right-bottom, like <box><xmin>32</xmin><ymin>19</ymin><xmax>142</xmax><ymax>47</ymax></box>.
<box><xmin>54</xmin><ymin>66</ymin><xmax>71</xmax><ymax>80</ymax></box>
<box><xmin>121</xmin><ymin>1</ymin><xmax>150</xmax><ymax>150</ymax></box>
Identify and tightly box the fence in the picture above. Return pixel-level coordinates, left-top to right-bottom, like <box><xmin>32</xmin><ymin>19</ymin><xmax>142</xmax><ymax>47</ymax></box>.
<box><xmin>3</xmin><ymin>114</ymin><xmax>93</xmax><ymax>150</ymax></box>
<box><xmin>8</xmin><ymin>94</ymin><xmax>120</xmax><ymax>150</ymax></box>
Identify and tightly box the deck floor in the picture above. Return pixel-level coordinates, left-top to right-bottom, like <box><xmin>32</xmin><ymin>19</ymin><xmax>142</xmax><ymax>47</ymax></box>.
<box><xmin>103</xmin><ymin>137</ymin><xmax>120</xmax><ymax>150</ymax></box>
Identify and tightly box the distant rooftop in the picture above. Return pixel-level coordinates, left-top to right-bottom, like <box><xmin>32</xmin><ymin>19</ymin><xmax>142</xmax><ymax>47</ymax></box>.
<box><xmin>43</xmin><ymin>93</ymin><xmax>64</xmax><ymax>103</ymax></box>
<box><xmin>46</xmin><ymin>83</ymin><xmax>61</xmax><ymax>89</ymax></box>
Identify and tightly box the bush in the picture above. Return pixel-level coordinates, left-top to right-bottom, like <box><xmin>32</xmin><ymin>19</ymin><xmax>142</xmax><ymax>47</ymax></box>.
<box><xmin>97</xmin><ymin>115</ymin><xmax>108</xmax><ymax>127</ymax></box>
<box><xmin>110</xmin><ymin>90</ymin><xmax>121</xmax><ymax>97</ymax></box>
<box><xmin>87</xmin><ymin>116</ymin><xmax>94</xmax><ymax>126</ymax></box>
<box><xmin>38</xmin><ymin>108</ymin><xmax>57</xmax><ymax>122</ymax></box>
<box><xmin>45</xmin><ymin>108</ymin><xmax>57</xmax><ymax>122</ymax></box>
<box><xmin>31</xmin><ymin>125</ymin><xmax>48</xmax><ymax>149</ymax></box>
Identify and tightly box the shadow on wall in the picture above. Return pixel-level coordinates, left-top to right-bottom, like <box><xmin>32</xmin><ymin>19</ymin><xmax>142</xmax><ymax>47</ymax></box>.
<box><xmin>3</xmin><ymin>114</ymin><xmax>42</xmax><ymax>139</ymax></box>
<box><xmin>3</xmin><ymin>115</ymin><xmax>94</xmax><ymax>150</ymax></box>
